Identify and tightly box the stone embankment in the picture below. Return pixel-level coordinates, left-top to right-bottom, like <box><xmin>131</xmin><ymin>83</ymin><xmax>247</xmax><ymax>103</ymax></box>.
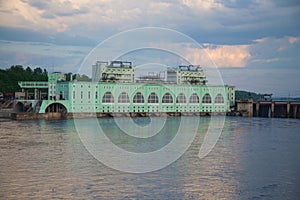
<box><xmin>0</xmin><ymin>109</ymin><xmax>13</xmax><ymax>118</ymax></box>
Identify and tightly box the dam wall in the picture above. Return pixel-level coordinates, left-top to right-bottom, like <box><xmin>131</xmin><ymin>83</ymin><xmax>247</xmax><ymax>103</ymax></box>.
<box><xmin>235</xmin><ymin>100</ymin><xmax>300</xmax><ymax>118</ymax></box>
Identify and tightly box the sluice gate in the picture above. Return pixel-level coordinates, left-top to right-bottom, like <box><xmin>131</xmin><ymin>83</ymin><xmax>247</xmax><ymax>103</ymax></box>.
<box><xmin>253</xmin><ymin>101</ymin><xmax>300</xmax><ymax>118</ymax></box>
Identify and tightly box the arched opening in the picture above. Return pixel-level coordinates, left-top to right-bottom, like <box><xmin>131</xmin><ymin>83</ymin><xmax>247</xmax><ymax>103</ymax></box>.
<box><xmin>45</xmin><ymin>103</ymin><xmax>68</xmax><ymax>118</ymax></box>
<box><xmin>14</xmin><ymin>102</ymin><xmax>24</xmax><ymax>112</ymax></box>
<box><xmin>202</xmin><ymin>93</ymin><xmax>212</xmax><ymax>104</ymax></box>
<box><xmin>133</xmin><ymin>92</ymin><xmax>144</xmax><ymax>104</ymax></box>
<box><xmin>189</xmin><ymin>93</ymin><xmax>199</xmax><ymax>104</ymax></box>
<box><xmin>215</xmin><ymin>94</ymin><xmax>224</xmax><ymax>104</ymax></box>
<box><xmin>102</xmin><ymin>92</ymin><xmax>114</xmax><ymax>104</ymax></box>
<box><xmin>148</xmin><ymin>92</ymin><xmax>159</xmax><ymax>104</ymax></box>
<box><xmin>176</xmin><ymin>93</ymin><xmax>186</xmax><ymax>104</ymax></box>
<box><xmin>45</xmin><ymin>103</ymin><xmax>67</xmax><ymax>113</ymax></box>
<box><xmin>162</xmin><ymin>93</ymin><xmax>173</xmax><ymax>104</ymax></box>
<box><xmin>118</xmin><ymin>92</ymin><xmax>130</xmax><ymax>104</ymax></box>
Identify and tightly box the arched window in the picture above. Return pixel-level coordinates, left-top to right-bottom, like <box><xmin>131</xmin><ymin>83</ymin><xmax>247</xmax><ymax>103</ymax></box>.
<box><xmin>148</xmin><ymin>92</ymin><xmax>159</xmax><ymax>104</ymax></box>
<box><xmin>162</xmin><ymin>93</ymin><xmax>173</xmax><ymax>104</ymax></box>
<box><xmin>176</xmin><ymin>93</ymin><xmax>186</xmax><ymax>104</ymax></box>
<box><xmin>118</xmin><ymin>92</ymin><xmax>130</xmax><ymax>104</ymax></box>
<box><xmin>189</xmin><ymin>93</ymin><xmax>199</xmax><ymax>104</ymax></box>
<box><xmin>215</xmin><ymin>94</ymin><xmax>224</xmax><ymax>104</ymax></box>
<box><xmin>202</xmin><ymin>93</ymin><xmax>212</xmax><ymax>104</ymax></box>
<box><xmin>133</xmin><ymin>92</ymin><xmax>144</xmax><ymax>104</ymax></box>
<box><xmin>102</xmin><ymin>92</ymin><xmax>114</xmax><ymax>103</ymax></box>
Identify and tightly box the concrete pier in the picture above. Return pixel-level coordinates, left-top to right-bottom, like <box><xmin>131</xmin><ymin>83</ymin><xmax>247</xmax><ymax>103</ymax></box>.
<box><xmin>235</xmin><ymin>99</ymin><xmax>253</xmax><ymax>117</ymax></box>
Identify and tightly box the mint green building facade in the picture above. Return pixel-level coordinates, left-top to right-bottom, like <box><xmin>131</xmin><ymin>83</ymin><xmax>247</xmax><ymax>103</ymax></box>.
<box><xmin>19</xmin><ymin>61</ymin><xmax>235</xmax><ymax>115</ymax></box>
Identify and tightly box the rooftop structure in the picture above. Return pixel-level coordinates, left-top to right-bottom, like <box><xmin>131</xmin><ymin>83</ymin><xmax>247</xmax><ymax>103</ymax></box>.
<box><xmin>166</xmin><ymin>65</ymin><xmax>207</xmax><ymax>85</ymax></box>
<box><xmin>92</xmin><ymin>61</ymin><xmax>135</xmax><ymax>83</ymax></box>
<box><xmin>137</xmin><ymin>71</ymin><xmax>166</xmax><ymax>84</ymax></box>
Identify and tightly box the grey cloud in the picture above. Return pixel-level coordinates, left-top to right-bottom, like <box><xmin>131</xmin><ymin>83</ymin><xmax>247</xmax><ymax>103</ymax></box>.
<box><xmin>0</xmin><ymin>27</ymin><xmax>49</xmax><ymax>43</ymax></box>
<box><xmin>272</xmin><ymin>0</ymin><xmax>300</xmax><ymax>7</ymax></box>
<box><xmin>0</xmin><ymin>43</ymin><xmax>89</xmax><ymax>72</ymax></box>
<box><xmin>40</xmin><ymin>11</ymin><xmax>56</xmax><ymax>19</ymax></box>
<box><xmin>22</xmin><ymin>0</ymin><xmax>89</xmax><ymax>17</ymax></box>
<box><xmin>248</xmin><ymin>37</ymin><xmax>300</xmax><ymax>69</ymax></box>
<box><xmin>21</xmin><ymin>0</ymin><xmax>51</xmax><ymax>10</ymax></box>
<box><xmin>53</xmin><ymin>6</ymin><xmax>90</xmax><ymax>17</ymax></box>
<box><xmin>181</xmin><ymin>1</ymin><xmax>300</xmax><ymax>45</ymax></box>
<box><xmin>0</xmin><ymin>26</ymin><xmax>96</xmax><ymax>46</ymax></box>
<box><xmin>216</xmin><ymin>0</ymin><xmax>257</xmax><ymax>8</ymax></box>
<box><xmin>6</xmin><ymin>0</ymin><xmax>300</xmax><ymax>46</ymax></box>
<box><xmin>218</xmin><ymin>0</ymin><xmax>300</xmax><ymax>9</ymax></box>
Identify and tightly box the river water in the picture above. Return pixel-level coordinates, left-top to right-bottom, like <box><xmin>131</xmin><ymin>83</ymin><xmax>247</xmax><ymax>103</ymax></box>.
<box><xmin>0</xmin><ymin>116</ymin><xmax>299</xmax><ymax>200</ymax></box>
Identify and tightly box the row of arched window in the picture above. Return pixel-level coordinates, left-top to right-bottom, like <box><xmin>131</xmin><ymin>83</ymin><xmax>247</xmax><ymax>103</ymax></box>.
<box><xmin>102</xmin><ymin>92</ymin><xmax>224</xmax><ymax>104</ymax></box>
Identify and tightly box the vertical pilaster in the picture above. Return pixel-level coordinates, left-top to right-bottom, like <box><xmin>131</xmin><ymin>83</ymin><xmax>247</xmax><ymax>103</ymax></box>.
<box><xmin>249</xmin><ymin>99</ymin><xmax>253</xmax><ymax>117</ymax></box>
<box><xmin>271</xmin><ymin>102</ymin><xmax>275</xmax><ymax>117</ymax></box>
<box><xmin>34</xmin><ymin>88</ymin><xmax>38</xmax><ymax>100</ymax></box>
<box><xmin>23</xmin><ymin>89</ymin><xmax>27</xmax><ymax>100</ymax></box>
<box><xmin>287</xmin><ymin>102</ymin><xmax>290</xmax><ymax>118</ymax></box>
<box><xmin>256</xmin><ymin>102</ymin><xmax>260</xmax><ymax>117</ymax></box>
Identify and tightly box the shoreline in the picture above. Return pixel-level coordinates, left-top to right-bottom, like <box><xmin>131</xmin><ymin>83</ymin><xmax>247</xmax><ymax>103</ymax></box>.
<box><xmin>8</xmin><ymin>111</ymin><xmax>224</xmax><ymax>120</ymax></box>
<box><xmin>1</xmin><ymin>110</ymin><xmax>299</xmax><ymax>120</ymax></box>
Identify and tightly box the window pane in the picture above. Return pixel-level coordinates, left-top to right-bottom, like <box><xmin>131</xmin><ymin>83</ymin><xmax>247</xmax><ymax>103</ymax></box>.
<box><xmin>118</xmin><ymin>92</ymin><xmax>130</xmax><ymax>103</ymax></box>
<box><xmin>133</xmin><ymin>92</ymin><xmax>145</xmax><ymax>103</ymax></box>
<box><xmin>148</xmin><ymin>92</ymin><xmax>159</xmax><ymax>104</ymax></box>
<box><xmin>202</xmin><ymin>93</ymin><xmax>212</xmax><ymax>104</ymax></box>
<box><xmin>102</xmin><ymin>92</ymin><xmax>114</xmax><ymax>103</ymax></box>
<box><xmin>162</xmin><ymin>93</ymin><xmax>173</xmax><ymax>104</ymax></box>
<box><xmin>189</xmin><ymin>93</ymin><xmax>199</xmax><ymax>104</ymax></box>
<box><xmin>215</xmin><ymin>94</ymin><xmax>224</xmax><ymax>104</ymax></box>
<box><xmin>176</xmin><ymin>93</ymin><xmax>186</xmax><ymax>103</ymax></box>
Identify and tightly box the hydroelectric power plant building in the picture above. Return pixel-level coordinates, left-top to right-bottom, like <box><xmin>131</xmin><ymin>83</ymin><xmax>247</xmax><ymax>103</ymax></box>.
<box><xmin>17</xmin><ymin>61</ymin><xmax>235</xmax><ymax>118</ymax></box>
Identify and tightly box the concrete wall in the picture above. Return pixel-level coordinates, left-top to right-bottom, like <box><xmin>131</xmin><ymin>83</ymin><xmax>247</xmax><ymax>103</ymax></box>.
<box><xmin>236</xmin><ymin>99</ymin><xmax>253</xmax><ymax>117</ymax></box>
<box><xmin>0</xmin><ymin>109</ymin><xmax>13</xmax><ymax>118</ymax></box>
<box><xmin>11</xmin><ymin>112</ymin><xmax>62</xmax><ymax>120</ymax></box>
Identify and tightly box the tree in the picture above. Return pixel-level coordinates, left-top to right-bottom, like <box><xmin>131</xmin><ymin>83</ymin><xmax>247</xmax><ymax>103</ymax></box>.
<box><xmin>65</xmin><ymin>72</ymin><xmax>73</xmax><ymax>81</ymax></box>
<box><xmin>9</xmin><ymin>65</ymin><xmax>24</xmax><ymax>73</ymax></box>
<box><xmin>33</xmin><ymin>67</ymin><xmax>43</xmax><ymax>76</ymax></box>
<box><xmin>43</xmin><ymin>69</ymin><xmax>47</xmax><ymax>76</ymax></box>
<box><xmin>77</xmin><ymin>74</ymin><xmax>91</xmax><ymax>81</ymax></box>
<box><xmin>25</xmin><ymin>66</ymin><xmax>33</xmax><ymax>74</ymax></box>
<box><xmin>0</xmin><ymin>65</ymin><xmax>48</xmax><ymax>93</ymax></box>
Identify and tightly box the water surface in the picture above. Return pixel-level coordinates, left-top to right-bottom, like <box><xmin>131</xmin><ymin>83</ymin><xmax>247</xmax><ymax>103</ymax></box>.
<box><xmin>0</xmin><ymin>117</ymin><xmax>299</xmax><ymax>199</ymax></box>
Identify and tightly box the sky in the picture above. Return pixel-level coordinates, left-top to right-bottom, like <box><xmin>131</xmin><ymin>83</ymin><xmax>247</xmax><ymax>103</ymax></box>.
<box><xmin>0</xmin><ymin>0</ymin><xmax>300</xmax><ymax>97</ymax></box>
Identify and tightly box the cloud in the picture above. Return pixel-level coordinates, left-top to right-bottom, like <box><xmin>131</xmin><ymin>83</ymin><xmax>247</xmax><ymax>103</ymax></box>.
<box><xmin>181</xmin><ymin>0</ymin><xmax>223</xmax><ymax>10</ymax></box>
<box><xmin>0</xmin><ymin>0</ymin><xmax>69</xmax><ymax>32</ymax></box>
<box><xmin>184</xmin><ymin>44</ymin><xmax>250</xmax><ymax>68</ymax></box>
<box><xmin>1</xmin><ymin>0</ymin><xmax>299</xmax><ymax>44</ymax></box>
<box><xmin>288</xmin><ymin>36</ymin><xmax>299</xmax><ymax>44</ymax></box>
<box><xmin>184</xmin><ymin>36</ymin><xmax>300</xmax><ymax>69</ymax></box>
<box><xmin>0</xmin><ymin>26</ymin><xmax>96</xmax><ymax>46</ymax></box>
<box><xmin>21</xmin><ymin>0</ymin><xmax>51</xmax><ymax>9</ymax></box>
<box><xmin>177</xmin><ymin>1</ymin><xmax>300</xmax><ymax>45</ymax></box>
<box><xmin>0</xmin><ymin>40</ymin><xmax>92</xmax><ymax>72</ymax></box>
<box><xmin>21</xmin><ymin>0</ymin><xmax>90</xmax><ymax>17</ymax></box>
<box><xmin>248</xmin><ymin>36</ymin><xmax>300</xmax><ymax>68</ymax></box>
<box><xmin>206</xmin><ymin>45</ymin><xmax>250</xmax><ymax>67</ymax></box>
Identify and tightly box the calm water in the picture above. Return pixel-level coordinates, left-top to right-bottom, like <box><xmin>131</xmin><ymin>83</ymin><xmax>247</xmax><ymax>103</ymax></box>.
<box><xmin>0</xmin><ymin>116</ymin><xmax>299</xmax><ymax>200</ymax></box>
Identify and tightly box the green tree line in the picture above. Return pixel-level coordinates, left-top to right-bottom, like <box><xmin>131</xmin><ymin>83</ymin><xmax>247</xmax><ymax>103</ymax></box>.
<box><xmin>0</xmin><ymin>65</ymin><xmax>48</xmax><ymax>93</ymax></box>
<box><xmin>0</xmin><ymin>65</ymin><xmax>91</xmax><ymax>94</ymax></box>
<box><xmin>235</xmin><ymin>90</ymin><xmax>263</xmax><ymax>101</ymax></box>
